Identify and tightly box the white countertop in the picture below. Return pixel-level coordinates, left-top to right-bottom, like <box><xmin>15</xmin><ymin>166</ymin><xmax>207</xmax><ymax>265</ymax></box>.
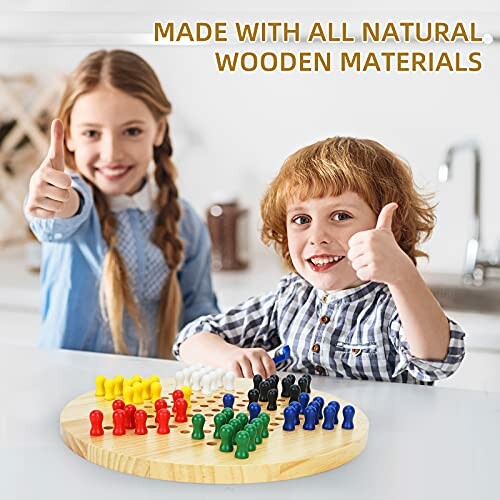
<box><xmin>1</xmin><ymin>343</ymin><xmax>499</xmax><ymax>500</ymax></box>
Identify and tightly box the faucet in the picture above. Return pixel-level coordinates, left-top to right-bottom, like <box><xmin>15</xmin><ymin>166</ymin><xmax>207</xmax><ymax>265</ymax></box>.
<box><xmin>438</xmin><ymin>140</ymin><xmax>496</xmax><ymax>285</ymax></box>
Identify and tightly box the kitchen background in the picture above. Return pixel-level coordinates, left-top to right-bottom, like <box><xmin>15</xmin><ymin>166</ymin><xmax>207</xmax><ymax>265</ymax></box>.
<box><xmin>0</xmin><ymin>1</ymin><xmax>499</xmax><ymax>391</ymax></box>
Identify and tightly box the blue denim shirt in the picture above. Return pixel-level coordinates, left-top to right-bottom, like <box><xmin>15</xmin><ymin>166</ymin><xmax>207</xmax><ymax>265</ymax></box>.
<box><xmin>25</xmin><ymin>173</ymin><xmax>219</xmax><ymax>357</ymax></box>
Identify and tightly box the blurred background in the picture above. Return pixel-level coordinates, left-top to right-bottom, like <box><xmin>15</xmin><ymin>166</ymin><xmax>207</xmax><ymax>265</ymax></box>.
<box><xmin>0</xmin><ymin>1</ymin><xmax>499</xmax><ymax>391</ymax></box>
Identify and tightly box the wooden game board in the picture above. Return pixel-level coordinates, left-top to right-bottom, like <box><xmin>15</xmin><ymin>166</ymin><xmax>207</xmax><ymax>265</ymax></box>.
<box><xmin>60</xmin><ymin>376</ymin><xmax>369</xmax><ymax>484</ymax></box>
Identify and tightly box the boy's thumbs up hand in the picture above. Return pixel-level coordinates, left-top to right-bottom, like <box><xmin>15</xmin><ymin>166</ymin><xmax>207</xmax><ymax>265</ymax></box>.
<box><xmin>347</xmin><ymin>203</ymin><xmax>412</xmax><ymax>285</ymax></box>
<box><xmin>26</xmin><ymin>119</ymin><xmax>76</xmax><ymax>219</ymax></box>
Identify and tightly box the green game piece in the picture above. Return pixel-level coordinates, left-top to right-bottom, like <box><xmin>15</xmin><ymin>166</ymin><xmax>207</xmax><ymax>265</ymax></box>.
<box><xmin>244</xmin><ymin>423</ymin><xmax>257</xmax><ymax>452</ymax></box>
<box><xmin>221</xmin><ymin>407</ymin><xmax>234</xmax><ymax>421</ymax></box>
<box><xmin>235</xmin><ymin>412</ymin><xmax>249</xmax><ymax>427</ymax></box>
<box><xmin>219</xmin><ymin>424</ymin><xmax>234</xmax><ymax>452</ymax></box>
<box><xmin>253</xmin><ymin>417</ymin><xmax>263</xmax><ymax>445</ymax></box>
<box><xmin>229</xmin><ymin>418</ymin><xmax>243</xmax><ymax>445</ymax></box>
<box><xmin>234</xmin><ymin>430</ymin><xmax>250</xmax><ymax>460</ymax></box>
<box><xmin>191</xmin><ymin>413</ymin><xmax>206</xmax><ymax>440</ymax></box>
<box><xmin>258</xmin><ymin>412</ymin><xmax>271</xmax><ymax>438</ymax></box>
<box><xmin>213</xmin><ymin>413</ymin><xmax>227</xmax><ymax>439</ymax></box>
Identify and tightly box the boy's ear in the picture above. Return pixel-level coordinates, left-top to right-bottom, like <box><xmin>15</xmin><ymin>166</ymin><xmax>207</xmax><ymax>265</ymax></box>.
<box><xmin>66</xmin><ymin>132</ymin><xmax>75</xmax><ymax>152</ymax></box>
<box><xmin>154</xmin><ymin>120</ymin><xmax>167</xmax><ymax>147</ymax></box>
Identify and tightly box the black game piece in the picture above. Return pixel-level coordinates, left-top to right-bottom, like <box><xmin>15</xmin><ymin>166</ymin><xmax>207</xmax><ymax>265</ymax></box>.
<box><xmin>253</xmin><ymin>374</ymin><xmax>263</xmax><ymax>392</ymax></box>
<box><xmin>286</xmin><ymin>374</ymin><xmax>296</xmax><ymax>385</ymax></box>
<box><xmin>267</xmin><ymin>374</ymin><xmax>279</xmax><ymax>390</ymax></box>
<box><xmin>266</xmin><ymin>388</ymin><xmax>278</xmax><ymax>411</ymax></box>
<box><xmin>298</xmin><ymin>375</ymin><xmax>308</xmax><ymax>394</ymax></box>
<box><xmin>259</xmin><ymin>381</ymin><xmax>271</xmax><ymax>402</ymax></box>
<box><xmin>288</xmin><ymin>384</ymin><xmax>301</xmax><ymax>403</ymax></box>
<box><xmin>247</xmin><ymin>388</ymin><xmax>259</xmax><ymax>410</ymax></box>
<box><xmin>303</xmin><ymin>374</ymin><xmax>312</xmax><ymax>393</ymax></box>
<box><xmin>281</xmin><ymin>377</ymin><xmax>292</xmax><ymax>398</ymax></box>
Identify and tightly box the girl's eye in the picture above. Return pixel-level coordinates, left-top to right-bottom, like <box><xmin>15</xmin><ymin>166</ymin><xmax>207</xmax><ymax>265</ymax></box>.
<box><xmin>125</xmin><ymin>127</ymin><xmax>142</xmax><ymax>137</ymax></box>
<box><xmin>291</xmin><ymin>215</ymin><xmax>311</xmax><ymax>225</ymax></box>
<box><xmin>82</xmin><ymin>130</ymin><xmax>99</xmax><ymax>138</ymax></box>
<box><xmin>332</xmin><ymin>212</ymin><xmax>352</xmax><ymax>222</ymax></box>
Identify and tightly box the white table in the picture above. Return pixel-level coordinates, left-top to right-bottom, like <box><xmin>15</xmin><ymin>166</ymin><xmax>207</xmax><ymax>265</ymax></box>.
<box><xmin>1</xmin><ymin>343</ymin><xmax>499</xmax><ymax>500</ymax></box>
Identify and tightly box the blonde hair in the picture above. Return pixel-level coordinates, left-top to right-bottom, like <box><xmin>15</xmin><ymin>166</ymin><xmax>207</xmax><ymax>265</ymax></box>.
<box><xmin>58</xmin><ymin>49</ymin><xmax>183</xmax><ymax>358</ymax></box>
<box><xmin>261</xmin><ymin>137</ymin><xmax>435</xmax><ymax>270</ymax></box>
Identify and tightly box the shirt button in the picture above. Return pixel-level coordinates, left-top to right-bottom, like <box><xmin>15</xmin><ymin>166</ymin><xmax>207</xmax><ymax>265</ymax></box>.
<box><xmin>322</xmin><ymin>295</ymin><xmax>328</xmax><ymax>303</ymax></box>
<box><xmin>319</xmin><ymin>315</ymin><xmax>330</xmax><ymax>325</ymax></box>
<box><xmin>315</xmin><ymin>365</ymin><xmax>326</xmax><ymax>375</ymax></box>
<box><xmin>312</xmin><ymin>343</ymin><xmax>320</xmax><ymax>353</ymax></box>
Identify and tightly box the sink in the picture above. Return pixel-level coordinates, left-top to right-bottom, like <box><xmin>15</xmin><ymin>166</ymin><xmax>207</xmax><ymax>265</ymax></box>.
<box><xmin>424</xmin><ymin>273</ymin><xmax>500</xmax><ymax>314</ymax></box>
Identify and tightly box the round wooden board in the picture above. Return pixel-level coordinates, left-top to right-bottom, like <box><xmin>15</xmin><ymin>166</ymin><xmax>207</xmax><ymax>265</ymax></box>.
<box><xmin>60</xmin><ymin>377</ymin><xmax>369</xmax><ymax>484</ymax></box>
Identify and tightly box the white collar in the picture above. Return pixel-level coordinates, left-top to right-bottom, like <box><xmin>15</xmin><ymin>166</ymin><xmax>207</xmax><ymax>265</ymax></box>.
<box><xmin>107</xmin><ymin>176</ymin><xmax>159</xmax><ymax>212</ymax></box>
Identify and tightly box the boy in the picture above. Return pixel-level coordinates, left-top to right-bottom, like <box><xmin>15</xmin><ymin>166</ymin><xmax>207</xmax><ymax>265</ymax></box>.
<box><xmin>174</xmin><ymin>137</ymin><xmax>465</xmax><ymax>384</ymax></box>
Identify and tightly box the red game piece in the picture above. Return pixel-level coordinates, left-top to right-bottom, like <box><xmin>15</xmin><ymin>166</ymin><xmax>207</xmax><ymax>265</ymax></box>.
<box><xmin>112</xmin><ymin>409</ymin><xmax>126</xmax><ymax>436</ymax></box>
<box><xmin>172</xmin><ymin>389</ymin><xmax>184</xmax><ymax>412</ymax></box>
<box><xmin>174</xmin><ymin>398</ymin><xmax>188</xmax><ymax>423</ymax></box>
<box><xmin>157</xmin><ymin>408</ymin><xmax>171</xmax><ymax>434</ymax></box>
<box><xmin>134</xmin><ymin>409</ymin><xmax>148</xmax><ymax>435</ymax></box>
<box><xmin>154</xmin><ymin>399</ymin><xmax>167</xmax><ymax>422</ymax></box>
<box><xmin>89</xmin><ymin>409</ymin><xmax>104</xmax><ymax>436</ymax></box>
<box><xmin>124</xmin><ymin>404</ymin><xmax>136</xmax><ymax>429</ymax></box>
<box><xmin>112</xmin><ymin>399</ymin><xmax>125</xmax><ymax>411</ymax></box>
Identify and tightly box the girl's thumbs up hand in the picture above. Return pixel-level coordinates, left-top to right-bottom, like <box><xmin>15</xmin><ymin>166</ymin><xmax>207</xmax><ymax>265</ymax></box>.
<box><xmin>347</xmin><ymin>203</ymin><xmax>413</xmax><ymax>285</ymax></box>
<box><xmin>26</xmin><ymin>119</ymin><xmax>76</xmax><ymax>219</ymax></box>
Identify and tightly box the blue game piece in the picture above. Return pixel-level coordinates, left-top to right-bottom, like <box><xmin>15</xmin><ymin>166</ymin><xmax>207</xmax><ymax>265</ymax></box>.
<box><xmin>322</xmin><ymin>405</ymin><xmax>335</xmax><ymax>430</ymax></box>
<box><xmin>303</xmin><ymin>405</ymin><xmax>317</xmax><ymax>430</ymax></box>
<box><xmin>309</xmin><ymin>400</ymin><xmax>320</xmax><ymax>425</ymax></box>
<box><xmin>283</xmin><ymin>406</ymin><xmax>296</xmax><ymax>431</ymax></box>
<box><xmin>289</xmin><ymin>402</ymin><xmax>301</xmax><ymax>425</ymax></box>
<box><xmin>327</xmin><ymin>401</ymin><xmax>340</xmax><ymax>424</ymax></box>
<box><xmin>223</xmin><ymin>393</ymin><xmax>235</xmax><ymax>409</ymax></box>
<box><xmin>273</xmin><ymin>345</ymin><xmax>291</xmax><ymax>364</ymax></box>
<box><xmin>248</xmin><ymin>402</ymin><xmax>261</xmax><ymax>422</ymax></box>
<box><xmin>342</xmin><ymin>405</ymin><xmax>355</xmax><ymax>430</ymax></box>
<box><xmin>298</xmin><ymin>392</ymin><xmax>310</xmax><ymax>414</ymax></box>
<box><xmin>312</xmin><ymin>396</ymin><xmax>325</xmax><ymax>420</ymax></box>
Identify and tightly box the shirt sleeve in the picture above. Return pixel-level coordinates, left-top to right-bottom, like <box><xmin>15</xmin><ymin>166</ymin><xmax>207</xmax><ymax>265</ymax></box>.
<box><xmin>173</xmin><ymin>279</ymin><xmax>285</xmax><ymax>359</ymax></box>
<box><xmin>388</xmin><ymin>312</ymin><xmax>466</xmax><ymax>382</ymax></box>
<box><xmin>24</xmin><ymin>173</ymin><xmax>94</xmax><ymax>243</ymax></box>
<box><xmin>177</xmin><ymin>200</ymin><xmax>220</xmax><ymax>329</ymax></box>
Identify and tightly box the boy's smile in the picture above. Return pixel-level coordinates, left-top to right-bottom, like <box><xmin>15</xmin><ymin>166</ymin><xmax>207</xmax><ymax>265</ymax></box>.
<box><xmin>286</xmin><ymin>192</ymin><xmax>377</xmax><ymax>291</ymax></box>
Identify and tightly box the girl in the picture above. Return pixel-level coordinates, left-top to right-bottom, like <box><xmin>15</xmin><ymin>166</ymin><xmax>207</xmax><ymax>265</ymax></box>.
<box><xmin>175</xmin><ymin>137</ymin><xmax>465</xmax><ymax>383</ymax></box>
<box><xmin>25</xmin><ymin>49</ymin><xmax>219</xmax><ymax>358</ymax></box>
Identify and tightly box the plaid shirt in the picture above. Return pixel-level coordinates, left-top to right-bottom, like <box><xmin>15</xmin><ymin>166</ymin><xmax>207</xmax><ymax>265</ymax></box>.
<box><xmin>174</xmin><ymin>273</ymin><xmax>465</xmax><ymax>384</ymax></box>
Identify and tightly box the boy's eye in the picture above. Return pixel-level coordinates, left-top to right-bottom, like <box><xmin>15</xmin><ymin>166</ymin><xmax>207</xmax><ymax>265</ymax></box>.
<box><xmin>332</xmin><ymin>212</ymin><xmax>352</xmax><ymax>222</ymax></box>
<box><xmin>291</xmin><ymin>215</ymin><xmax>311</xmax><ymax>225</ymax></box>
<box><xmin>125</xmin><ymin>127</ymin><xmax>142</xmax><ymax>137</ymax></box>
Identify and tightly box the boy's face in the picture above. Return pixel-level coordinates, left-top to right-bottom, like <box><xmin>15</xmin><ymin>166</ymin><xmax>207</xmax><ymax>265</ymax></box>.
<box><xmin>286</xmin><ymin>191</ymin><xmax>377</xmax><ymax>291</ymax></box>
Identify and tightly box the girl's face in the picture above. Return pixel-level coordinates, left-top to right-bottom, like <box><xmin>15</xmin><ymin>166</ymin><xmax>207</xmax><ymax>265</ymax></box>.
<box><xmin>286</xmin><ymin>191</ymin><xmax>377</xmax><ymax>291</ymax></box>
<box><xmin>67</xmin><ymin>85</ymin><xmax>166</xmax><ymax>195</ymax></box>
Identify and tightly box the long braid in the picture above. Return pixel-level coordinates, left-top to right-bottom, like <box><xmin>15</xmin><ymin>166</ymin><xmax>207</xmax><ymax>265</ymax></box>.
<box><xmin>94</xmin><ymin>188</ymin><xmax>147</xmax><ymax>355</ymax></box>
<box><xmin>151</xmin><ymin>121</ymin><xmax>184</xmax><ymax>359</ymax></box>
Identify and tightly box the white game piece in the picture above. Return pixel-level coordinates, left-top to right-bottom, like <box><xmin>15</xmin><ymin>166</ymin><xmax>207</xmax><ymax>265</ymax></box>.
<box><xmin>191</xmin><ymin>371</ymin><xmax>202</xmax><ymax>391</ymax></box>
<box><xmin>201</xmin><ymin>374</ymin><xmax>212</xmax><ymax>395</ymax></box>
<box><xmin>210</xmin><ymin>371</ymin><xmax>218</xmax><ymax>392</ymax></box>
<box><xmin>175</xmin><ymin>370</ymin><xmax>184</xmax><ymax>388</ymax></box>
<box><xmin>215</xmin><ymin>368</ymin><xmax>225</xmax><ymax>388</ymax></box>
<box><xmin>223</xmin><ymin>371</ymin><xmax>235</xmax><ymax>390</ymax></box>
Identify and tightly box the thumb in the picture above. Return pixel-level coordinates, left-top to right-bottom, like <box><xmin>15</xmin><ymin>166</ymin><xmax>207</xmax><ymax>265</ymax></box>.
<box><xmin>48</xmin><ymin>119</ymin><xmax>65</xmax><ymax>172</ymax></box>
<box><xmin>376</xmin><ymin>202</ymin><xmax>398</xmax><ymax>231</ymax></box>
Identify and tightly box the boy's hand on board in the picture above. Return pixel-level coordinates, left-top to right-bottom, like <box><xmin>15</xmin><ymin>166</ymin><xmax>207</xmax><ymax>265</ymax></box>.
<box><xmin>347</xmin><ymin>203</ymin><xmax>414</xmax><ymax>285</ymax></box>
<box><xmin>26</xmin><ymin>119</ymin><xmax>75</xmax><ymax>219</ymax></box>
<box><xmin>216</xmin><ymin>345</ymin><xmax>277</xmax><ymax>379</ymax></box>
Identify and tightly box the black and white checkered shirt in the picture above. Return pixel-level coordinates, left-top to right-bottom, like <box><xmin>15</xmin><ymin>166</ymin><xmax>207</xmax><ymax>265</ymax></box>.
<box><xmin>174</xmin><ymin>274</ymin><xmax>465</xmax><ymax>384</ymax></box>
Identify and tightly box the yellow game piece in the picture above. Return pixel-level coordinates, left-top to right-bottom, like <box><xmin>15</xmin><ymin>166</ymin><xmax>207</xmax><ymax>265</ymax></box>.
<box><xmin>104</xmin><ymin>379</ymin><xmax>115</xmax><ymax>401</ymax></box>
<box><xmin>149</xmin><ymin>374</ymin><xmax>160</xmax><ymax>383</ymax></box>
<box><xmin>95</xmin><ymin>375</ymin><xmax>106</xmax><ymax>397</ymax></box>
<box><xmin>131</xmin><ymin>374</ymin><xmax>142</xmax><ymax>384</ymax></box>
<box><xmin>123</xmin><ymin>378</ymin><xmax>132</xmax><ymax>390</ymax></box>
<box><xmin>180</xmin><ymin>385</ymin><xmax>192</xmax><ymax>408</ymax></box>
<box><xmin>142</xmin><ymin>378</ymin><xmax>153</xmax><ymax>400</ymax></box>
<box><xmin>123</xmin><ymin>385</ymin><xmax>133</xmax><ymax>405</ymax></box>
<box><xmin>114</xmin><ymin>375</ymin><xmax>124</xmax><ymax>397</ymax></box>
<box><xmin>132</xmin><ymin>382</ymin><xmax>144</xmax><ymax>405</ymax></box>
<box><xmin>150</xmin><ymin>381</ymin><xmax>162</xmax><ymax>403</ymax></box>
